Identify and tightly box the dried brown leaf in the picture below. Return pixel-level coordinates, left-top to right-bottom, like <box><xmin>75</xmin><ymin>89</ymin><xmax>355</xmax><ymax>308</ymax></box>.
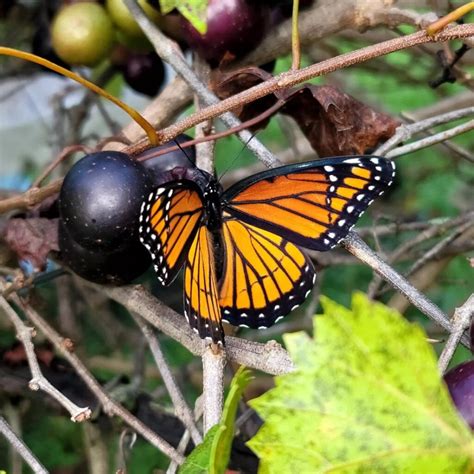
<box><xmin>212</xmin><ymin>67</ymin><xmax>399</xmax><ymax>156</ymax></box>
<box><xmin>4</xmin><ymin>217</ymin><xmax>59</xmax><ymax>271</ymax></box>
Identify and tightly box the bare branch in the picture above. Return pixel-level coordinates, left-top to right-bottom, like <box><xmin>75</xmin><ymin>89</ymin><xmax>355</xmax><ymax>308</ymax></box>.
<box><xmin>0</xmin><ymin>293</ymin><xmax>91</xmax><ymax>422</ymax></box>
<box><xmin>438</xmin><ymin>294</ymin><xmax>474</xmax><ymax>373</ymax></box>
<box><xmin>202</xmin><ymin>346</ymin><xmax>226</xmax><ymax>433</ymax></box>
<box><xmin>127</xmin><ymin>23</ymin><xmax>474</xmax><ymax>155</ymax></box>
<box><xmin>131</xmin><ymin>313</ymin><xmax>203</xmax><ymax>445</ymax></box>
<box><xmin>343</xmin><ymin>232</ymin><xmax>470</xmax><ymax>347</ymax></box>
<box><xmin>0</xmin><ymin>416</ymin><xmax>48</xmax><ymax>474</ymax></box>
<box><xmin>0</xmin><ymin>179</ymin><xmax>62</xmax><ymax>216</ymax></box>
<box><xmin>386</xmin><ymin>119</ymin><xmax>474</xmax><ymax>159</ymax></box>
<box><xmin>375</xmin><ymin>106</ymin><xmax>474</xmax><ymax>156</ymax></box>
<box><xmin>9</xmin><ymin>293</ymin><xmax>185</xmax><ymax>465</ymax></box>
<box><xmin>98</xmin><ymin>284</ymin><xmax>294</xmax><ymax>375</ymax></box>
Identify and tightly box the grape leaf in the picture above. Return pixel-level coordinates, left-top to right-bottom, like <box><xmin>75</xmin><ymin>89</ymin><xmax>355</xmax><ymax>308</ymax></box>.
<box><xmin>248</xmin><ymin>293</ymin><xmax>474</xmax><ymax>473</ymax></box>
<box><xmin>159</xmin><ymin>0</ymin><xmax>208</xmax><ymax>34</ymax></box>
<box><xmin>179</xmin><ymin>367</ymin><xmax>253</xmax><ymax>473</ymax></box>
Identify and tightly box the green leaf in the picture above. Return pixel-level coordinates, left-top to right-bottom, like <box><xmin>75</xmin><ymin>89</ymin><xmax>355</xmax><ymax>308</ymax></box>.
<box><xmin>248</xmin><ymin>293</ymin><xmax>474</xmax><ymax>473</ymax></box>
<box><xmin>160</xmin><ymin>0</ymin><xmax>208</xmax><ymax>34</ymax></box>
<box><xmin>180</xmin><ymin>367</ymin><xmax>253</xmax><ymax>474</ymax></box>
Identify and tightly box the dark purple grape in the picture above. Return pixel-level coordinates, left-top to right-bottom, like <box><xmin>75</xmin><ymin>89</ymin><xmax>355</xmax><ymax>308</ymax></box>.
<box><xmin>120</xmin><ymin>52</ymin><xmax>165</xmax><ymax>97</ymax></box>
<box><xmin>58</xmin><ymin>220</ymin><xmax>150</xmax><ymax>285</ymax></box>
<box><xmin>139</xmin><ymin>134</ymin><xmax>196</xmax><ymax>185</ymax></box>
<box><xmin>444</xmin><ymin>360</ymin><xmax>474</xmax><ymax>430</ymax></box>
<box><xmin>181</xmin><ymin>0</ymin><xmax>269</xmax><ymax>67</ymax></box>
<box><xmin>59</xmin><ymin>151</ymin><xmax>152</xmax><ymax>252</ymax></box>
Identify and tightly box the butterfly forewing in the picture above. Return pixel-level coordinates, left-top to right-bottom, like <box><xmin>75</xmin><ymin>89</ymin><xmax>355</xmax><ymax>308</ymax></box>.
<box><xmin>184</xmin><ymin>226</ymin><xmax>224</xmax><ymax>343</ymax></box>
<box><xmin>218</xmin><ymin>218</ymin><xmax>315</xmax><ymax>329</ymax></box>
<box><xmin>139</xmin><ymin>181</ymin><xmax>204</xmax><ymax>286</ymax></box>
<box><xmin>222</xmin><ymin>156</ymin><xmax>395</xmax><ymax>251</ymax></box>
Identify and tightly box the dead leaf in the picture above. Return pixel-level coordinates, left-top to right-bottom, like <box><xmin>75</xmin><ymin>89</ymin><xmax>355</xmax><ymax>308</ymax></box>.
<box><xmin>4</xmin><ymin>217</ymin><xmax>59</xmax><ymax>271</ymax></box>
<box><xmin>212</xmin><ymin>67</ymin><xmax>399</xmax><ymax>156</ymax></box>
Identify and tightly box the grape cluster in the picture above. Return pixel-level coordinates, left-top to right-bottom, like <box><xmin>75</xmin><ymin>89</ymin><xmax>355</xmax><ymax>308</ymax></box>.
<box><xmin>29</xmin><ymin>0</ymin><xmax>314</xmax><ymax>94</ymax></box>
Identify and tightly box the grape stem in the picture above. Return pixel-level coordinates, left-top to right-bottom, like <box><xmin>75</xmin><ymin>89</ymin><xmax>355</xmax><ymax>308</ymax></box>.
<box><xmin>291</xmin><ymin>0</ymin><xmax>301</xmax><ymax>70</ymax></box>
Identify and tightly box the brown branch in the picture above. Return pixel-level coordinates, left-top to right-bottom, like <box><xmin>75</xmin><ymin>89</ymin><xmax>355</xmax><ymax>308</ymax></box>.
<box><xmin>0</xmin><ymin>179</ymin><xmax>62</xmax><ymax>216</ymax></box>
<box><xmin>127</xmin><ymin>24</ymin><xmax>474</xmax><ymax>156</ymax></box>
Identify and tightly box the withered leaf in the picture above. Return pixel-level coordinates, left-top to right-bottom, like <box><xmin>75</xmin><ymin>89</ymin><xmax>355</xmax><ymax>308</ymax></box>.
<box><xmin>212</xmin><ymin>67</ymin><xmax>399</xmax><ymax>157</ymax></box>
<box><xmin>4</xmin><ymin>217</ymin><xmax>59</xmax><ymax>271</ymax></box>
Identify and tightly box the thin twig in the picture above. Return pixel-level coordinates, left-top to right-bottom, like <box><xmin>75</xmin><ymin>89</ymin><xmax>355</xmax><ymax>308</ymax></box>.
<box><xmin>0</xmin><ymin>293</ymin><xmax>91</xmax><ymax>422</ymax></box>
<box><xmin>9</xmin><ymin>293</ymin><xmax>186</xmax><ymax>465</ymax></box>
<box><xmin>0</xmin><ymin>178</ymin><xmax>62</xmax><ymax>216</ymax></box>
<box><xmin>202</xmin><ymin>346</ymin><xmax>226</xmax><ymax>433</ymax></box>
<box><xmin>405</xmin><ymin>220</ymin><xmax>474</xmax><ymax>278</ymax></box>
<box><xmin>343</xmin><ymin>232</ymin><xmax>470</xmax><ymax>347</ymax></box>
<box><xmin>386</xmin><ymin>119</ymin><xmax>474</xmax><ymax>158</ymax></box>
<box><xmin>367</xmin><ymin>213</ymin><xmax>474</xmax><ymax>298</ymax></box>
<box><xmin>375</xmin><ymin>106</ymin><xmax>474</xmax><ymax>155</ymax></box>
<box><xmin>438</xmin><ymin>294</ymin><xmax>474</xmax><ymax>373</ymax></box>
<box><xmin>132</xmin><ymin>313</ymin><xmax>202</xmax><ymax>445</ymax></box>
<box><xmin>126</xmin><ymin>23</ymin><xmax>474</xmax><ymax>157</ymax></box>
<box><xmin>0</xmin><ymin>416</ymin><xmax>49</xmax><ymax>474</ymax></box>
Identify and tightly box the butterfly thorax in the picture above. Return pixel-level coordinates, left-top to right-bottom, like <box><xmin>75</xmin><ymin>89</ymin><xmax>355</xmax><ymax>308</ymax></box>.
<box><xmin>202</xmin><ymin>178</ymin><xmax>223</xmax><ymax>232</ymax></box>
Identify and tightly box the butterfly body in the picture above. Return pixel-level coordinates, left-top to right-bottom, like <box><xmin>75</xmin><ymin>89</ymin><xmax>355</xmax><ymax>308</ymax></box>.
<box><xmin>139</xmin><ymin>156</ymin><xmax>395</xmax><ymax>344</ymax></box>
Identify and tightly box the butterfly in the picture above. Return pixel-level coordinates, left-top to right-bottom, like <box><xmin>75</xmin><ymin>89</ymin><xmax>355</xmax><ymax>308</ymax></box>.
<box><xmin>139</xmin><ymin>155</ymin><xmax>395</xmax><ymax>344</ymax></box>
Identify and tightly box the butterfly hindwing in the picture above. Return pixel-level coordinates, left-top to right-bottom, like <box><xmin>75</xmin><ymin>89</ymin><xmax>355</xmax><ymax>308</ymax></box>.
<box><xmin>184</xmin><ymin>226</ymin><xmax>224</xmax><ymax>343</ymax></box>
<box><xmin>222</xmin><ymin>156</ymin><xmax>395</xmax><ymax>251</ymax></box>
<box><xmin>218</xmin><ymin>217</ymin><xmax>315</xmax><ymax>329</ymax></box>
<box><xmin>139</xmin><ymin>181</ymin><xmax>204</xmax><ymax>286</ymax></box>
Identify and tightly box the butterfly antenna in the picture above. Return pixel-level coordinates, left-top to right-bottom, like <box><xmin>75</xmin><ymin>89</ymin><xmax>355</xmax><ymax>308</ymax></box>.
<box><xmin>218</xmin><ymin>131</ymin><xmax>258</xmax><ymax>185</ymax></box>
<box><xmin>173</xmin><ymin>137</ymin><xmax>196</xmax><ymax>168</ymax></box>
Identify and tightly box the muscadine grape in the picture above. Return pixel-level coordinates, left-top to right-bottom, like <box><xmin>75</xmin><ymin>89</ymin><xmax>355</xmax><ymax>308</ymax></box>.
<box><xmin>51</xmin><ymin>2</ymin><xmax>114</xmax><ymax>67</ymax></box>
<box><xmin>181</xmin><ymin>0</ymin><xmax>269</xmax><ymax>67</ymax></box>
<box><xmin>58</xmin><ymin>220</ymin><xmax>150</xmax><ymax>285</ymax></box>
<box><xmin>444</xmin><ymin>360</ymin><xmax>474</xmax><ymax>430</ymax></box>
<box><xmin>59</xmin><ymin>151</ymin><xmax>152</xmax><ymax>252</ymax></box>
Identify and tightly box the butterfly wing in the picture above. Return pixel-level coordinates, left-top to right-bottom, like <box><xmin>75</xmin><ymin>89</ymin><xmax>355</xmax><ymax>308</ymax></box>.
<box><xmin>222</xmin><ymin>156</ymin><xmax>395</xmax><ymax>251</ymax></box>
<box><xmin>184</xmin><ymin>226</ymin><xmax>224</xmax><ymax>343</ymax></box>
<box><xmin>218</xmin><ymin>217</ymin><xmax>315</xmax><ymax>329</ymax></box>
<box><xmin>139</xmin><ymin>181</ymin><xmax>204</xmax><ymax>286</ymax></box>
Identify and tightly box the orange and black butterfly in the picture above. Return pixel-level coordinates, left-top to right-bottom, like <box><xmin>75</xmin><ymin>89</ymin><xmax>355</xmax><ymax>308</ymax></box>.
<box><xmin>139</xmin><ymin>156</ymin><xmax>395</xmax><ymax>344</ymax></box>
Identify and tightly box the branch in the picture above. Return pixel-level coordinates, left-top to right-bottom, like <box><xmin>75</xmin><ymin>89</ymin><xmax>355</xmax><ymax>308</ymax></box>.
<box><xmin>124</xmin><ymin>0</ymin><xmax>280</xmax><ymax>168</ymax></box>
<box><xmin>386</xmin><ymin>119</ymin><xmax>474</xmax><ymax>159</ymax></box>
<box><xmin>8</xmin><ymin>293</ymin><xmax>185</xmax><ymax>465</ymax></box>
<box><xmin>438</xmin><ymin>294</ymin><xmax>474</xmax><ymax>373</ymax></box>
<box><xmin>0</xmin><ymin>416</ymin><xmax>48</xmax><ymax>474</ymax></box>
<box><xmin>97</xmin><ymin>284</ymin><xmax>294</xmax><ymax>375</ymax></box>
<box><xmin>202</xmin><ymin>346</ymin><xmax>226</xmax><ymax>433</ymax></box>
<box><xmin>375</xmin><ymin>106</ymin><xmax>474</xmax><ymax>156</ymax></box>
<box><xmin>127</xmin><ymin>23</ymin><xmax>474</xmax><ymax>156</ymax></box>
<box><xmin>131</xmin><ymin>313</ymin><xmax>203</xmax><ymax>445</ymax></box>
<box><xmin>0</xmin><ymin>179</ymin><xmax>62</xmax><ymax>216</ymax></box>
<box><xmin>342</xmin><ymin>232</ymin><xmax>470</xmax><ymax>347</ymax></box>
<box><xmin>0</xmin><ymin>293</ymin><xmax>91</xmax><ymax>422</ymax></box>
